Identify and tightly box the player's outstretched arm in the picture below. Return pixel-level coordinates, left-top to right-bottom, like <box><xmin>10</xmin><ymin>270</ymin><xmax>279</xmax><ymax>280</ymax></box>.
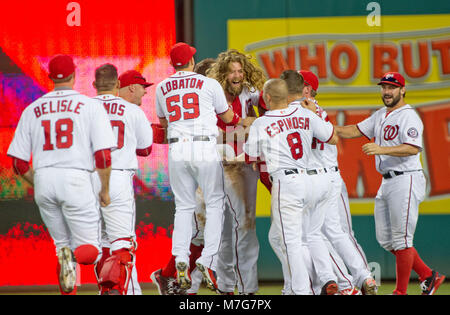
<box><xmin>335</xmin><ymin>125</ymin><xmax>363</xmax><ymax>139</ymax></box>
<box><xmin>218</xmin><ymin>109</ymin><xmax>255</xmax><ymax>128</ymax></box>
<box><xmin>362</xmin><ymin>143</ymin><xmax>420</xmax><ymax>157</ymax></box>
<box><xmin>327</xmin><ymin>130</ymin><xmax>339</xmax><ymax>145</ymax></box>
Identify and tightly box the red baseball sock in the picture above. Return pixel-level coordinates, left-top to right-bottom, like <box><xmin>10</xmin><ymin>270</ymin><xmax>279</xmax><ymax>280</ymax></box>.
<box><xmin>411</xmin><ymin>247</ymin><xmax>432</xmax><ymax>282</ymax></box>
<box><xmin>161</xmin><ymin>255</ymin><xmax>177</xmax><ymax>278</ymax></box>
<box><xmin>393</xmin><ymin>248</ymin><xmax>415</xmax><ymax>295</ymax></box>
<box><xmin>189</xmin><ymin>243</ymin><xmax>204</xmax><ymax>273</ymax></box>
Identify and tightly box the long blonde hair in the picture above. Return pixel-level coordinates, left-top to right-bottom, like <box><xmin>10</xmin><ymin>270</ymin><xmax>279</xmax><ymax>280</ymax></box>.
<box><xmin>207</xmin><ymin>49</ymin><xmax>266</xmax><ymax>92</ymax></box>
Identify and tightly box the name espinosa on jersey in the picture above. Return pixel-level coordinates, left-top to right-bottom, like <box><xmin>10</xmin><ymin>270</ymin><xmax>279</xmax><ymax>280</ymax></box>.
<box><xmin>265</xmin><ymin>115</ymin><xmax>310</xmax><ymax>137</ymax></box>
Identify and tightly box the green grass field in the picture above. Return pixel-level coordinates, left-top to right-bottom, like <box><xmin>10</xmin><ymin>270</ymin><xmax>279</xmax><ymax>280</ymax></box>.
<box><xmin>1</xmin><ymin>281</ymin><xmax>449</xmax><ymax>295</ymax></box>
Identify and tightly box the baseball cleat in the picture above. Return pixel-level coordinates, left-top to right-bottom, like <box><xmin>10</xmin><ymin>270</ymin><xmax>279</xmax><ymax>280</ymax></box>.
<box><xmin>420</xmin><ymin>271</ymin><xmax>446</xmax><ymax>295</ymax></box>
<box><xmin>196</xmin><ymin>262</ymin><xmax>219</xmax><ymax>292</ymax></box>
<box><xmin>361</xmin><ymin>277</ymin><xmax>378</xmax><ymax>295</ymax></box>
<box><xmin>150</xmin><ymin>268</ymin><xmax>171</xmax><ymax>295</ymax></box>
<box><xmin>320</xmin><ymin>280</ymin><xmax>338</xmax><ymax>295</ymax></box>
<box><xmin>176</xmin><ymin>262</ymin><xmax>192</xmax><ymax>290</ymax></box>
<box><xmin>57</xmin><ymin>247</ymin><xmax>77</xmax><ymax>293</ymax></box>
<box><xmin>338</xmin><ymin>287</ymin><xmax>362</xmax><ymax>295</ymax></box>
<box><xmin>168</xmin><ymin>277</ymin><xmax>186</xmax><ymax>295</ymax></box>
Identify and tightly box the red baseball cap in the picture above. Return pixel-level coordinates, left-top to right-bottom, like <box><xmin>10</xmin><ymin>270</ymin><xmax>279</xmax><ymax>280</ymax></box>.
<box><xmin>118</xmin><ymin>70</ymin><xmax>153</xmax><ymax>88</ymax></box>
<box><xmin>377</xmin><ymin>72</ymin><xmax>405</xmax><ymax>87</ymax></box>
<box><xmin>48</xmin><ymin>55</ymin><xmax>75</xmax><ymax>80</ymax></box>
<box><xmin>170</xmin><ymin>42</ymin><xmax>196</xmax><ymax>67</ymax></box>
<box><xmin>298</xmin><ymin>70</ymin><xmax>319</xmax><ymax>91</ymax></box>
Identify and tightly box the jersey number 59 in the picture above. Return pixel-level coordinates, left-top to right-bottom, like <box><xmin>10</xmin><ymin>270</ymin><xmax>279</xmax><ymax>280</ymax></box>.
<box><xmin>166</xmin><ymin>93</ymin><xmax>200</xmax><ymax>122</ymax></box>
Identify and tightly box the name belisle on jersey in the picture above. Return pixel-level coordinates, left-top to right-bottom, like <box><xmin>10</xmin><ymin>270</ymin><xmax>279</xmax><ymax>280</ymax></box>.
<box><xmin>33</xmin><ymin>99</ymin><xmax>86</xmax><ymax>118</ymax></box>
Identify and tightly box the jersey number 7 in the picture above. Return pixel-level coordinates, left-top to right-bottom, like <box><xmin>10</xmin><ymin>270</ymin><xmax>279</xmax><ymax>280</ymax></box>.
<box><xmin>166</xmin><ymin>93</ymin><xmax>199</xmax><ymax>122</ymax></box>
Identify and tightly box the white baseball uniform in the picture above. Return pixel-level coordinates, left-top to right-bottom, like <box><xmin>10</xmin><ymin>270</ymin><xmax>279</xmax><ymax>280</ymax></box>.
<box><xmin>356</xmin><ymin>104</ymin><xmax>425</xmax><ymax>251</ymax></box>
<box><xmin>7</xmin><ymin>89</ymin><xmax>116</xmax><ymax>255</ymax></box>
<box><xmin>155</xmin><ymin>70</ymin><xmax>228</xmax><ymax>269</ymax></box>
<box><xmin>216</xmin><ymin>86</ymin><xmax>261</xmax><ymax>294</ymax></box>
<box><xmin>297</xmin><ymin>100</ymin><xmax>373</xmax><ymax>289</ymax></box>
<box><xmin>92</xmin><ymin>94</ymin><xmax>154</xmax><ymax>295</ymax></box>
<box><xmin>244</xmin><ymin>105</ymin><xmax>334</xmax><ymax>295</ymax></box>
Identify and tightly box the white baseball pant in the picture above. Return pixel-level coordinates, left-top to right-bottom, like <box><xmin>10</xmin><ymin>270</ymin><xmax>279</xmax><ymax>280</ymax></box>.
<box><xmin>304</xmin><ymin>171</ymin><xmax>338</xmax><ymax>287</ymax></box>
<box><xmin>217</xmin><ymin>163</ymin><xmax>260</xmax><ymax>294</ymax></box>
<box><xmin>34</xmin><ymin>167</ymin><xmax>102</xmax><ymax>256</ymax></box>
<box><xmin>93</xmin><ymin>169</ymin><xmax>141</xmax><ymax>295</ymax></box>
<box><xmin>269</xmin><ymin>170</ymin><xmax>311</xmax><ymax>295</ymax></box>
<box><xmin>169</xmin><ymin>138</ymin><xmax>225</xmax><ymax>269</ymax></box>
<box><xmin>338</xmin><ymin>178</ymin><xmax>369</xmax><ymax>268</ymax></box>
<box><xmin>374</xmin><ymin>171</ymin><xmax>426</xmax><ymax>252</ymax></box>
<box><xmin>321</xmin><ymin>170</ymin><xmax>372</xmax><ymax>288</ymax></box>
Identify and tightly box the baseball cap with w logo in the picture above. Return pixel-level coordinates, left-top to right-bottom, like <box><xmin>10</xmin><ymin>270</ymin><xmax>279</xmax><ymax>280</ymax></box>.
<box><xmin>377</xmin><ymin>72</ymin><xmax>405</xmax><ymax>87</ymax></box>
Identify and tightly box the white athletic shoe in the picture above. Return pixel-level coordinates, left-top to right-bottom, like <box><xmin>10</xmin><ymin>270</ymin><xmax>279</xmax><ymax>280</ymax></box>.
<box><xmin>57</xmin><ymin>247</ymin><xmax>77</xmax><ymax>293</ymax></box>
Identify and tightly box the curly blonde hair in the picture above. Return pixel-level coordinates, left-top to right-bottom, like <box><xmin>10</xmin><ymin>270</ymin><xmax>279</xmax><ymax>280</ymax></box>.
<box><xmin>207</xmin><ymin>49</ymin><xmax>266</xmax><ymax>92</ymax></box>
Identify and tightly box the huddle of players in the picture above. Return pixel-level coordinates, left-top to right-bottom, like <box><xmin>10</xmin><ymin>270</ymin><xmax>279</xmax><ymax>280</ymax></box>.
<box><xmin>149</xmin><ymin>43</ymin><xmax>378</xmax><ymax>296</ymax></box>
<box><xmin>150</xmin><ymin>42</ymin><xmax>444</xmax><ymax>296</ymax></box>
<box><xmin>8</xmin><ymin>42</ymin><xmax>445</xmax><ymax>295</ymax></box>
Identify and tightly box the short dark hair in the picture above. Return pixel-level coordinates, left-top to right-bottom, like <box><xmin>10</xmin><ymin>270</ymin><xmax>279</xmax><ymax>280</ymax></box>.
<box><xmin>194</xmin><ymin>58</ymin><xmax>216</xmax><ymax>76</ymax></box>
<box><xmin>94</xmin><ymin>63</ymin><xmax>118</xmax><ymax>91</ymax></box>
<box><xmin>51</xmin><ymin>73</ymin><xmax>74</xmax><ymax>84</ymax></box>
<box><xmin>280</xmin><ymin>70</ymin><xmax>304</xmax><ymax>95</ymax></box>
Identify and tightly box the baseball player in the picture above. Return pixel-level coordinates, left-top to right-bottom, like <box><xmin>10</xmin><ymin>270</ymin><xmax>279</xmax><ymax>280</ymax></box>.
<box><xmin>91</xmin><ymin>65</ymin><xmax>154</xmax><ymax>295</ymax></box>
<box><xmin>335</xmin><ymin>71</ymin><xmax>446</xmax><ymax>295</ymax></box>
<box><xmin>7</xmin><ymin>55</ymin><xmax>116</xmax><ymax>295</ymax></box>
<box><xmin>244</xmin><ymin>78</ymin><xmax>338</xmax><ymax>295</ymax></box>
<box><xmin>155</xmin><ymin>42</ymin><xmax>253</xmax><ymax>292</ymax></box>
<box><xmin>207</xmin><ymin>49</ymin><xmax>266</xmax><ymax>294</ymax></box>
<box><xmin>299</xmin><ymin>70</ymin><xmax>368</xmax><ymax>269</ymax></box>
<box><xmin>150</xmin><ymin>58</ymin><xmax>218</xmax><ymax>295</ymax></box>
<box><xmin>296</xmin><ymin>70</ymin><xmax>377</xmax><ymax>295</ymax></box>
<box><xmin>266</xmin><ymin>70</ymin><xmax>357</xmax><ymax>295</ymax></box>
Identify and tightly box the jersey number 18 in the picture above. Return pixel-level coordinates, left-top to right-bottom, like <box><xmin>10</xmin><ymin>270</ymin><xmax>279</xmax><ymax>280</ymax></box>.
<box><xmin>41</xmin><ymin>118</ymin><xmax>73</xmax><ymax>151</ymax></box>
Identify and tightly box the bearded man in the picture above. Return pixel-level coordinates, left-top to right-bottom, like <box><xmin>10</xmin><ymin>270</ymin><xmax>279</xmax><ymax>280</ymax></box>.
<box><xmin>207</xmin><ymin>49</ymin><xmax>267</xmax><ymax>295</ymax></box>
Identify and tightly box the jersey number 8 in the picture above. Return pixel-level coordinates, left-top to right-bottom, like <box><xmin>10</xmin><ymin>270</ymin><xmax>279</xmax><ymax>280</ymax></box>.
<box><xmin>287</xmin><ymin>132</ymin><xmax>303</xmax><ymax>160</ymax></box>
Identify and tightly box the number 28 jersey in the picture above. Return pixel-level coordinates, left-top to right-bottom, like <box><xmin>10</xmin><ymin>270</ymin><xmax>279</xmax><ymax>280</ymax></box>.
<box><xmin>243</xmin><ymin>106</ymin><xmax>334</xmax><ymax>174</ymax></box>
<box><xmin>155</xmin><ymin>71</ymin><xmax>229</xmax><ymax>139</ymax></box>
<box><xmin>7</xmin><ymin>90</ymin><xmax>116</xmax><ymax>171</ymax></box>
